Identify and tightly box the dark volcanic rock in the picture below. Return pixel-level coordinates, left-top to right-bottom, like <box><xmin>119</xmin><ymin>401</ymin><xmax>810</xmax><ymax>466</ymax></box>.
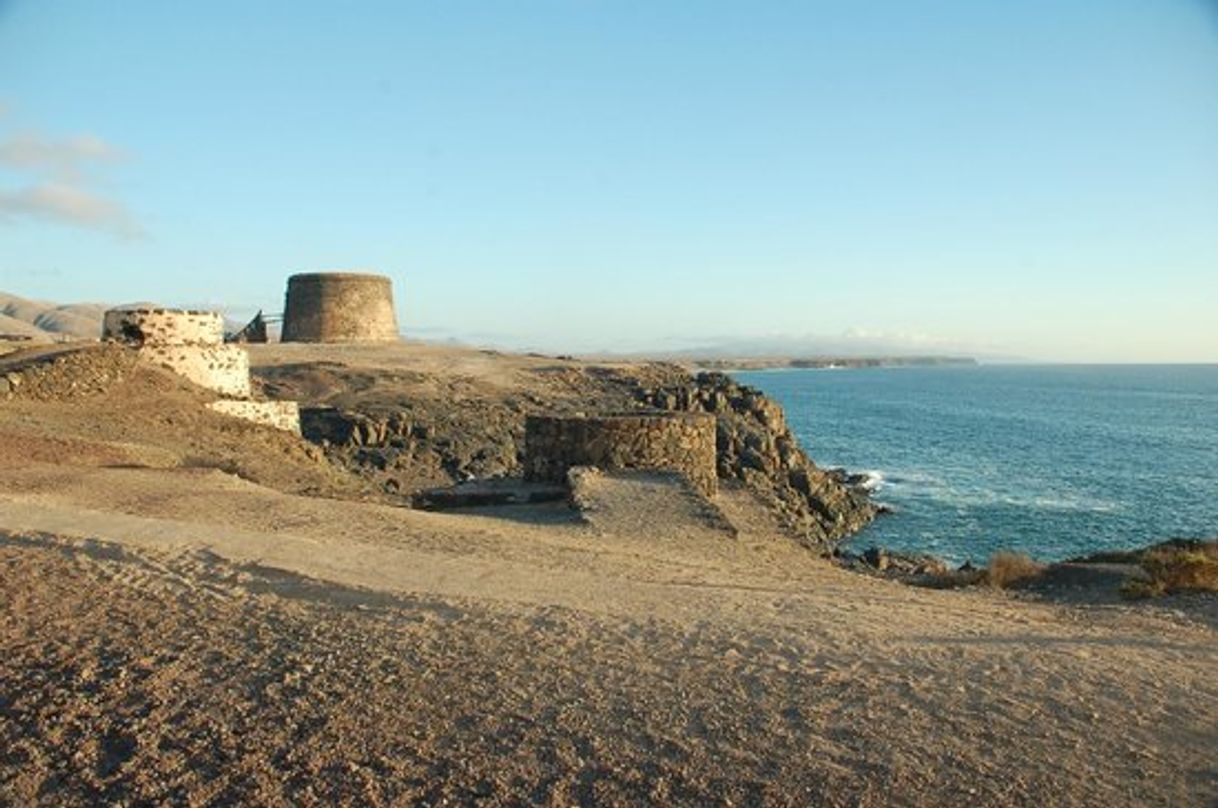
<box><xmin>412</xmin><ymin>479</ymin><xmax>568</xmax><ymax>511</ymax></box>
<box><xmin>842</xmin><ymin>546</ymin><xmax>950</xmax><ymax>578</ymax></box>
<box><xmin>636</xmin><ymin>372</ymin><xmax>878</xmax><ymax>549</ymax></box>
<box><xmin>266</xmin><ymin>361</ymin><xmax>876</xmax><ymax>551</ymax></box>
<box><xmin>261</xmin><ymin>362</ymin><xmax>673</xmax><ymax>495</ymax></box>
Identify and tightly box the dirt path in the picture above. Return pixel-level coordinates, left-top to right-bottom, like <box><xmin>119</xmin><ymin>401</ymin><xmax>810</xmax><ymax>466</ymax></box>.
<box><xmin>1</xmin><ymin>464</ymin><xmax>1215</xmax><ymax>806</ymax></box>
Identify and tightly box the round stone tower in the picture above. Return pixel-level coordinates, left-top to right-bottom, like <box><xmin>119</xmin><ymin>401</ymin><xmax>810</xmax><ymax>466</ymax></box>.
<box><xmin>281</xmin><ymin>272</ymin><xmax>399</xmax><ymax>343</ymax></box>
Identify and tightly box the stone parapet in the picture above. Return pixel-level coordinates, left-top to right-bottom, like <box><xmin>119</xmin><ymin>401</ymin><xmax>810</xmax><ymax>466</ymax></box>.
<box><xmin>102</xmin><ymin>308</ymin><xmax>224</xmax><ymax>347</ymax></box>
<box><xmin>524</xmin><ymin>411</ymin><xmax>718</xmax><ymax>498</ymax></box>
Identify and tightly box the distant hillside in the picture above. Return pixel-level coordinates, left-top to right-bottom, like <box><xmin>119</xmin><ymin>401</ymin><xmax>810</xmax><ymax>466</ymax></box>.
<box><xmin>0</xmin><ymin>292</ymin><xmax>108</xmax><ymax>342</ymax></box>
<box><xmin>689</xmin><ymin>355</ymin><xmax>978</xmax><ymax>371</ymax></box>
<box><xmin>0</xmin><ymin>293</ymin><xmax>268</xmax><ymax>351</ymax></box>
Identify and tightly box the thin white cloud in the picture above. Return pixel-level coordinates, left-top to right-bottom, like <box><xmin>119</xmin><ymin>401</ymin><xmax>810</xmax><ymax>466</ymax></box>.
<box><xmin>0</xmin><ymin>181</ymin><xmax>143</xmax><ymax>239</ymax></box>
<box><xmin>0</xmin><ymin>115</ymin><xmax>144</xmax><ymax>239</ymax></box>
<box><xmin>0</xmin><ymin>131</ymin><xmax>125</xmax><ymax>180</ymax></box>
<box><xmin>840</xmin><ymin>327</ymin><xmax>952</xmax><ymax>346</ymax></box>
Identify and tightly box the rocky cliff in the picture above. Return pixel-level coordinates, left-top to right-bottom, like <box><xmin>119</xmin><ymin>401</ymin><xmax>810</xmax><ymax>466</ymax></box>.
<box><xmin>259</xmin><ymin>355</ymin><xmax>876</xmax><ymax>551</ymax></box>
<box><xmin>635</xmin><ymin>372</ymin><xmax>877</xmax><ymax>547</ymax></box>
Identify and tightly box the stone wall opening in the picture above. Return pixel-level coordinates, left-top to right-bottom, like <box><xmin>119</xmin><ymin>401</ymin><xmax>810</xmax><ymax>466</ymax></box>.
<box><xmin>524</xmin><ymin>411</ymin><xmax>718</xmax><ymax>497</ymax></box>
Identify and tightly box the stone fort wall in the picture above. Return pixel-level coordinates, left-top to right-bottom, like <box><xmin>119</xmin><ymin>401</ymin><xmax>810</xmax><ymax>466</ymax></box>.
<box><xmin>207</xmin><ymin>399</ymin><xmax>301</xmax><ymax>432</ymax></box>
<box><xmin>103</xmin><ymin>308</ymin><xmax>250</xmax><ymax>398</ymax></box>
<box><xmin>103</xmin><ymin>307</ymin><xmax>298</xmax><ymax>433</ymax></box>
<box><xmin>281</xmin><ymin>272</ymin><xmax>399</xmax><ymax>343</ymax></box>
<box><xmin>102</xmin><ymin>308</ymin><xmax>224</xmax><ymax>346</ymax></box>
<box><xmin>524</xmin><ymin>412</ymin><xmax>718</xmax><ymax>497</ymax></box>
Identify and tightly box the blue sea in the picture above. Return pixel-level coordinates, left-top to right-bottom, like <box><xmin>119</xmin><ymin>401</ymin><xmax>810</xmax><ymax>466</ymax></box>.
<box><xmin>734</xmin><ymin>365</ymin><xmax>1218</xmax><ymax>564</ymax></box>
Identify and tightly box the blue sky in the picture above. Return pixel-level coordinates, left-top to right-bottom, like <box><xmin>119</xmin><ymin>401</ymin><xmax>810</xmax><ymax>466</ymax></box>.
<box><xmin>1</xmin><ymin>1</ymin><xmax>1215</xmax><ymax>360</ymax></box>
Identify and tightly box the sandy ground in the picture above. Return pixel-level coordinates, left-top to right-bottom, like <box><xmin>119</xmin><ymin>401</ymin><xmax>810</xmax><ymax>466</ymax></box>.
<box><xmin>1</xmin><ymin>340</ymin><xmax>1216</xmax><ymax>806</ymax></box>
<box><xmin>0</xmin><ymin>462</ymin><xmax>1215</xmax><ymax>807</ymax></box>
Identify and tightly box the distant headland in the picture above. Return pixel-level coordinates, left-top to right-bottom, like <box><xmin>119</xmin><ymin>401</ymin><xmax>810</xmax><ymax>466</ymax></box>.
<box><xmin>687</xmin><ymin>355</ymin><xmax>979</xmax><ymax>371</ymax></box>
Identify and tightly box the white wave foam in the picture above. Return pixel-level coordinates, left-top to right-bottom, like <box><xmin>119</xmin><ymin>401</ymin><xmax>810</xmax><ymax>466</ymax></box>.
<box><xmin>875</xmin><ymin>469</ymin><xmax>1121</xmax><ymax>513</ymax></box>
<box><xmin>857</xmin><ymin>470</ymin><xmax>885</xmax><ymax>492</ymax></box>
<box><xmin>915</xmin><ymin>488</ymin><xmax>1120</xmax><ymax>513</ymax></box>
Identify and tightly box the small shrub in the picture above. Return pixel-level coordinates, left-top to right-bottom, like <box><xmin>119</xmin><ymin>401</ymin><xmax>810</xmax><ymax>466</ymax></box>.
<box><xmin>1120</xmin><ymin>578</ymin><xmax>1164</xmax><ymax>600</ymax></box>
<box><xmin>1122</xmin><ymin>543</ymin><xmax>1218</xmax><ymax>599</ymax></box>
<box><xmin>913</xmin><ymin>568</ymin><xmax>986</xmax><ymax>589</ymax></box>
<box><xmin>985</xmin><ymin>551</ymin><xmax>1045</xmax><ymax>589</ymax></box>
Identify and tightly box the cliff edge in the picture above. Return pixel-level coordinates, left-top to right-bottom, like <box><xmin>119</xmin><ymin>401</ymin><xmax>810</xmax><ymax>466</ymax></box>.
<box><xmin>250</xmin><ymin>343</ymin><xmax>876</xmax><ymax>550</ymax></box>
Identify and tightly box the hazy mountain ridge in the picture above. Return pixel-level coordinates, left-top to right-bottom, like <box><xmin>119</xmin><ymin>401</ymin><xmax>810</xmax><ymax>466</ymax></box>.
<box><xmin>0</xmin><ymin>291</ymin><xmax>107</xmax><ymax>341</ymax></box>
<box><xmin>0</xmin><ymin>292</ymin><xmax>251</xmax><ymax>343</ymax></box>
<box><xmin>2</xmin><ymin>290</ymin><xmax>990</xmax><ymax>364</ymax></box>
<box><xmin>660</xmin><ymin>333</ymin><xmax>991</xmax><ymax>362</ymax></box>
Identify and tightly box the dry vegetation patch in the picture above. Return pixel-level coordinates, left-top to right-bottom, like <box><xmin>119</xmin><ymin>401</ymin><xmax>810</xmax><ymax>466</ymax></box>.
<box><xmin>985</xmin><ymin>551</ymin><xmax>1046</xmax><ymax>589</ymax></box>
<box><xmin>908</xmin><ymin>551</ymin><xmax>1045</xmax><ymax>590</ymax></box>
<box><xmin>1122</xmin><ymin>541</ymin><xmax>1218</xmax><ymax>599</ymax></box>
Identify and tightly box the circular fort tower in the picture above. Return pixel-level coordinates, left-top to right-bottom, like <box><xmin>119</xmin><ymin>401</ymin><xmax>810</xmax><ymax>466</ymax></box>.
<box><xmin>281</xmin><ymin>272</ymin><xmax>399</xmax><ymax>343</ymax></box>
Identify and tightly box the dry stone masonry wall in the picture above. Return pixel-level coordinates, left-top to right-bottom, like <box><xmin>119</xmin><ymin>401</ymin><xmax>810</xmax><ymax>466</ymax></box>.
<box><xmin>207</xmin><ymin>399</ymin><xmax>303</xmax><ymax>433</ymax></box>
<box><xmin>102</xmin><ymin>309</ymin><xmax>225</xmax><ymax>346</ymax></box>
<box><xmin>524</xmin><ymin>412</ymin><xmax>718</xmax><ymax>498</ymax></box>
<box><xmin>636</xmin><ymin>371</ymin><xmax>878</xmax><ymax>547</ymax></box>
<box><xmin>103</xmin><ymin>307</ymin><xmax>299</xmax><ymax>433</ymax></box>
<box><xmin>0</xmin><ymin>343</ymin><xmax>138</xmax><ymax>401</ymax></box>
<box><xmin>102</xmin><ymin>308</ymin><xmax>251</xmax><ymax>398</ymax></box>
<box><xmin>281</xmin><ymin>272</ymin><xmax>399</xmax><ymax>343</ymax></box>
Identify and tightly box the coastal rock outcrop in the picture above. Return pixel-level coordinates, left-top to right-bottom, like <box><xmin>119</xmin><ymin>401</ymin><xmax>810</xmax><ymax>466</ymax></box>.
<box><xmin>296</xmin><ymin>400</ymin><xmax>526</xmax><ymax>491</ymax></box>
<box><xmin>635</xmin><ymin>372</ymin><xmax>878</xmax><ymax>548</ymax></box>
<box><xmin>272</xmin><ymin>360</ymin><xmax>876</xmax><ymax>551</ymax></box>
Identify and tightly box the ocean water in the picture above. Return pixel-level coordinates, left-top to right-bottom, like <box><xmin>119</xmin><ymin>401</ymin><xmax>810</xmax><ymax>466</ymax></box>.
<box><xmin>734</xmin><ymin>365</ymin><xmax>1218</xmax><ymax>564</ymax></box>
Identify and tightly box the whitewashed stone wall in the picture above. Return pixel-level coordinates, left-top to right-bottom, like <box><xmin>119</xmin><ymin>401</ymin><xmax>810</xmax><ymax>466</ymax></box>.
<box><xmin>102</xmin><ymin>308</ymin><xmax>224</xmax><ymax>346</ymax></box>
<box><xmin>103</xmin><ymin>307</ymin><xmax>297</xmax><ymax>433</ymax></box>
<box><xmin>138</xmin><ymin>343</ymin><xmax>251</xmax><ymax>398</ymax></box>
<box><xmin>208</xmin><ymin>400</ymin><xmax>301</xmax><ymax>433</ymax></box>
<box><xmin>103</xmin><ymin>308</ymin><xmax>250</xmax><ymax>397</ymax></box>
